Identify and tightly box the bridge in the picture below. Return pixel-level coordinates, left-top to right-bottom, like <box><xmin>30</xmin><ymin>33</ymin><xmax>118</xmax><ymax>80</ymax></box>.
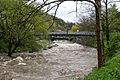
<box><xmin>49</xmin><ymin>32</ymin><xmax>96</xmax><ymax>36</ymax></box>
<box><xmin>48</xmin><ymin>32</ymin><xmax>96</xmax><ymax>40</ymax></box>
<box><xmin>0</xmin><ymin>31</ymin><xmax>96</xmax><ymax>40</ymax></box>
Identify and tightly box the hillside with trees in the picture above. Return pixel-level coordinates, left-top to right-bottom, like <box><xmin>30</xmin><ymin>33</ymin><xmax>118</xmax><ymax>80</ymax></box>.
<box><xmin>49</xmin><ymin>15</ymin><xmax>75</xmax><ymax>32</ymax></box>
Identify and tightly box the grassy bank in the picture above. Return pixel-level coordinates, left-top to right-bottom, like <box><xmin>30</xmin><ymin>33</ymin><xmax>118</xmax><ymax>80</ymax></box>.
<box><xmin>84</xmin><ymin>52</ymin><xmax>120</xmax><ymax>80</ymax></box>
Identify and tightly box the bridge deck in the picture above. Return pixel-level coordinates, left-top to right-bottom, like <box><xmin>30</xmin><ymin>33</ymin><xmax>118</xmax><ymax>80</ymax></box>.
<box><xmin>49</xmin><ymin>32</ymin><xmax>96</xmax><ymax>36</ymax></box>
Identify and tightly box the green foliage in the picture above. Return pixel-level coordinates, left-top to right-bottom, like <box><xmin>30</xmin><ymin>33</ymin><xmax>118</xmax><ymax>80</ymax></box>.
<box><xmin>84</xmin><ymin>33</ymin><xmax>120</xmax><ymax>79</ymax></box>
<box><xmin>104</xmin><ymin>33</ymin><xmax>120</xmax><ymax>60</ymax></box>
<box><xmin>54</xmin><ymin>16</ymin><xmax>67</xmax><ymax>30</ymax></box>
<box><xmin>0</xmin><ymin>0</ymin><xmax>49</xmax><ymax>56</ymax></box>
<box><xmin>108</xmin><ymin>4</ymin><xmax>120</xmax><ymax>32</ymax></box>
<box><xmin>84</xmin><ymin>52</ymin><xmax>120</xmax><ymax>80</ymax></box>
<box><xmin>83</xmin><ymin>5</ymin><xmax>120</xmax><ymax>80</ymax></box>
<box><xmin>101</xmin><ymin>4</ymin><xmax>120</xmax><ymax>61</ymax></box>
<box><xmin>102</xmin><ymin>4</ymin><xmax>120</xmax><ymax>33</ymax></box>
<box><xmin>16</xmin><ymin>39</ymin><xmax>49</xmax><ymax>53</ymax></box>
<box><xmin>70</xmin><ymin>24</ymin><xmax>79</xmax><ymax>32</ymax></box>
<box><xmin>0</xmin><ymin>40</ymin><xmax>7</xmax><ymax>53</ymax></box>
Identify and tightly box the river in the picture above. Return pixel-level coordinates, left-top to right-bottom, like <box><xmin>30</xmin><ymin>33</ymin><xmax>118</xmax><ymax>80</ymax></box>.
<box><xmin>0</xmin><ymin>40</ymin><xmax>97</xmax><ymax>80</ymax></box>
<box><xmin>41</xmin><ymin>40</ymin><xmax>97</xmax><ymax>80</ymax></box>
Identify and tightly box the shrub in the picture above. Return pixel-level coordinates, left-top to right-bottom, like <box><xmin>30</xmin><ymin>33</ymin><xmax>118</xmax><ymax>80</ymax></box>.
<box><xmin>104</xmin><ymin>33</ymin><xmax>120</xmax><ymax>60</ymax></box>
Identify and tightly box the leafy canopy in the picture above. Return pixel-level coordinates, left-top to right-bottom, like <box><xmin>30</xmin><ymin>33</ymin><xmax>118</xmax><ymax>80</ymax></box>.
<box><xmin>0</xmin><ymin>0</ymin><xmax>50</xmax><ymax>56</ymax></box>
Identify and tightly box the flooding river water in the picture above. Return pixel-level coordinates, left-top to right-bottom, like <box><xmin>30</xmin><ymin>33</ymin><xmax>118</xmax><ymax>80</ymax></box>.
<box><xmin>0</xmin><ymin>40</ymin><xmax>97</xmax><ymax>80</ymax></box>
<box><xmin>41</xmin><ymin>40</ymin><xmax>97</xmax><ymax>80</ymax></box>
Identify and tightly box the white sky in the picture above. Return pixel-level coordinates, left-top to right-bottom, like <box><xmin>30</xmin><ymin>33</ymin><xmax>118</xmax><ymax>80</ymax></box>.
<box><xmin>37</xmin><ymin>0</ymin><xmax>120</xmax><ymax>23</ymax></box>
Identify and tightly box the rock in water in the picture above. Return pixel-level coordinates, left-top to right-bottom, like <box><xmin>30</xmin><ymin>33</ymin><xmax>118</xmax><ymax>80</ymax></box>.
<box><xmin>3</xmin><ymin>56</ymin><xmax>26</xmax><ymax>66</ymax></box>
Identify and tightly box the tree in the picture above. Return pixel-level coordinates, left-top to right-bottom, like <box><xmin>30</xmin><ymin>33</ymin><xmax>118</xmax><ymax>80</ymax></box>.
<box><xmin>79</xmin><ymin>14</ymin><xmax>96</xmax><ymax>31</ymax></box>
<box><xmin>102</xmin><ymin>4</ymin><xmax>120</xmax><ymax>60</ymax></box>
<box><xmin>108</xmin><ymin>4</ymin><xmax>120</xmax><ymax>32</ymax></box>
<box><xmin>102</xmin><ymin>0</ymin><xmax>120</xmax><ymax>44</ymax></box>
<box><xmin>0</xmin><ymin>0</ymin><xmax>49</xmax><ymax>56</ymax></box>
<box><xmin>102</xmin><ymin>4</ymin><xmax>120</xmax><ymax>34</ymax></box>
<box><xmin>70</xmin><ymin>24</ymin><xmax>79</xmax><ymax>32</ymax></box>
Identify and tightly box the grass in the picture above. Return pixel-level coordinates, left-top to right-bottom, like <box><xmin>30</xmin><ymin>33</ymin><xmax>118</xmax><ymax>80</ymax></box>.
<box><xmin>84</xmin><ymin>52</ymin><xmax>120</xmax><ymax>80</ymax></box>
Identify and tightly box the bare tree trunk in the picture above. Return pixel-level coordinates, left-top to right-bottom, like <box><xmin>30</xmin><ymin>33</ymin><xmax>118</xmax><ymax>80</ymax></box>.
<box><xmin>7</xmin><ymin>40</ymin><xmax>20</xmax><ymax>57</ymax></box>
<box><xmin>8</xmin><ymin>52</ymin><xmax>12</xmax><ymax>57</ymax></box>
<box><xmin>95</xmin><ymin>0</ymin><xmax>104</xmax><ymax>68</ymax></box>
<box><xmin>105</xmin><ymin>0</ymin><xmax>110</xmax><ymax>45</ymax></box>
<box><xmin>8</xmin><ymin>40</ymin><xmax>12</xmax><ymax>57</ymax></box>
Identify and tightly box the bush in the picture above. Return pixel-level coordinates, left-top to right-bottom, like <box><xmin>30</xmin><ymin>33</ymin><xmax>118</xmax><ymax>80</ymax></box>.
<box><xmin>104</xmin><ymin>33</ymin><xmax>120</xmax><ymax>60</ymax></box>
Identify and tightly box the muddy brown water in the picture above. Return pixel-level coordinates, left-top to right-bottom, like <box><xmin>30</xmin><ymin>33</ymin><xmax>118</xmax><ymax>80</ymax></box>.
<box><xmin>0</xmin><ymin>40</ymin><xmax>97</xmax><ymax>80</ymax></box>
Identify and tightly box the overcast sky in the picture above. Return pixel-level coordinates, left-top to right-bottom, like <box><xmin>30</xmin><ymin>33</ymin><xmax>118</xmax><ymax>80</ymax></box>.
<box><xmin>37</xmin><ymin>0</ymin><xmax>120</xmax><ymax>23</ymax></box>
